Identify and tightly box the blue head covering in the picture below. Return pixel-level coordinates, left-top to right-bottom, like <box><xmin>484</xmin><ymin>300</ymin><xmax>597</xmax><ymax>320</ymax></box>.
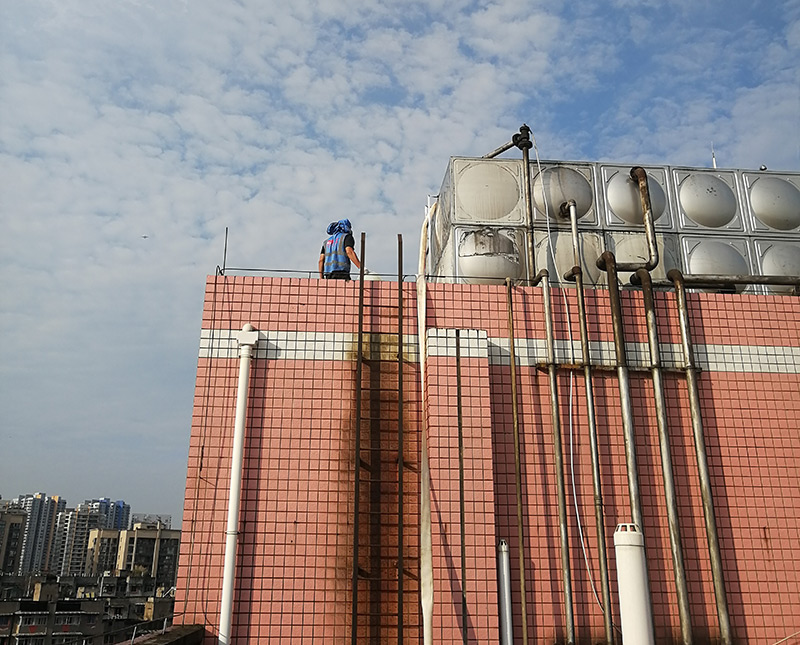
<box><xmin>327</xmin><ymin>219</ymin><xmax>352</xmax><ymax>235</ymax></box>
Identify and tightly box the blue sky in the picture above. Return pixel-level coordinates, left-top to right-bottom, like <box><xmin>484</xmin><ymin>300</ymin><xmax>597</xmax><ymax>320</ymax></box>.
<box><xmin>1</xmin><ymin>0</ymin><xmax>798</xmax><ymax>521</ymax></box>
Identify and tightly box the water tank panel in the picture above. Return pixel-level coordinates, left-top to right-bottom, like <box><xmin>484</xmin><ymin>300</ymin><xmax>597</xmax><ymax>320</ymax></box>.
<box><xmin>686</xmin><ymin>239</ymin><xmax>749</xmax><ymax>292</ymax></box>
<box><xmin>606</xmin><ymin>171</ymin><xmax>667</xmax><ymax>225</ymax></box>
<box><xmin>457</xmin><ymin>229</ymin><xmax>524</xmax><ymax>284</ymax></box>
<box><xmin>679</xmin><ymin>173</ymin><xmax>737</xmax><ymax>227</ymax></box>
<box><xmin>532</xmin><ymin>167</ymin><xmax>593</xmax><ymax>220</ymax></box>
<box><xmin>455</xmin><ymin>161</ymin><xmax>523</xmax><ymax>223</ymax></box>
<box><xmin>749</xmin><ymin>176</ymin><xmax>800</xmax><ymax>231</ymax></box>
<box><xmin>760</xmin><ymin>243</ymin><xmax>800</xmax><ymax>294</ymax></box>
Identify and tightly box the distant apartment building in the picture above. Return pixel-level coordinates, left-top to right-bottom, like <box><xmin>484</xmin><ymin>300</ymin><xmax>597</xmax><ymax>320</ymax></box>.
<box><xmin>0</xmin><ymin>510</ymin><xmax>26</xmax><ymax>574</ymax></box>
<box><xmin>0</xmin><ymin>598</ymin><xmax>103</xmax><ymax>645</ymax></box>
<box><xmin>53</xmin><ymin>505</ymin><xmax>104</xmax><ymax>576</ymax></box>
<box><xmin>12</xmin><ymin>493</ymin><xmax>66</xmax><ymax>575</ymax></box>
<box><xmin>116</xmin><ymin>523</ymin><xmax>180</xmax><ymax>589</ymax></box>
<box><xmin>85</xmin><ymin>529</ymin><xmax>121</xmax><ymax>577</ymax></box>
<box><xmin>130</xmin><ymin>513</ymin><xmax>171</xmax><ymax>530</ymax></box>
<box><xmin>84</xmin><ymin>498</ymin><xmax>131</xmax><ymax>531</ymax></box>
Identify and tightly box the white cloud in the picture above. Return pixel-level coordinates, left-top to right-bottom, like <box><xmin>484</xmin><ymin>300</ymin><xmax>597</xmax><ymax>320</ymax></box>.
<box><xmin>1</xmin><ymin>0</ymin><xmax>798</xmax><ymax>518</ymax></box>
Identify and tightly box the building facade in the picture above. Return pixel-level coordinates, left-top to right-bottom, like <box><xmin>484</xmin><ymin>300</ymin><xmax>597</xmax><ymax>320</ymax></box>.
<box><xmin>174</xmin><ymin>272</ymin><xmax>799</xmax><ymax>644</ymax></box>
<box><xmin>13</xmin><ymin>494</ymin><xmax>66</xmax><ymax>575</ymax></box>
<box><xmin>0</xmin><ymin>510</ymin><xmax>26</xmax><ymax>575</ymax></box>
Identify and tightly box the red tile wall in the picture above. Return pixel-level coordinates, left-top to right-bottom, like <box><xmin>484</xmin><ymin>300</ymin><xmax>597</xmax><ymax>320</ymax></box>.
<box><xmin>176</xmin><ymin>276</ymin><xmax>800</xmax><ymax>643</ymax></box>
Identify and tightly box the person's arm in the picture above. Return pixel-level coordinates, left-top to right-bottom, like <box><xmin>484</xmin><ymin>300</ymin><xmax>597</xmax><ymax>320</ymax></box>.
<box><xmin>345</xmin><ymin>246</ymin><xmax>361</xmax><ymax>270</ymax></box>
<box><xmin>319</xmin><ymin>253</ymin><xmax>325</xmax><ymax>278</ymax></box>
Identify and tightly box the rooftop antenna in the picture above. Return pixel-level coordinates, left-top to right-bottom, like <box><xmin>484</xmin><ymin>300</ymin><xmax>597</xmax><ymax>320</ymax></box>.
<box><xmin>216</xmin><ymin>226</ymin><xmax>229</xmax><ymax>276</ymax></box>
<box><xmin>711</xmin><ymin>142</ymin><xmax>717</xmax><ymax>169</ymax></box>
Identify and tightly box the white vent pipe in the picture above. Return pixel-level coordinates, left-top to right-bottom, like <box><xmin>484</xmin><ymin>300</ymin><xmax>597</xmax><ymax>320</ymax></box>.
<box><xmin>218</xmin><ymin>323</ymin><xmax>259</xmax><ymax>645</ymax></box>
<box><xmin>497</xmin><ymin>540</ymin><xmax>514</xmax><ymax>645</ymax></box>
<box><xmin>417</xmin><ymin>200</ymin><xmax>436</xmax><ymax>645</ymax></box>
<box><xmin>614</xmin><ymin>524</ymin><xmax>655</xmax><ymax>645</ymax></box>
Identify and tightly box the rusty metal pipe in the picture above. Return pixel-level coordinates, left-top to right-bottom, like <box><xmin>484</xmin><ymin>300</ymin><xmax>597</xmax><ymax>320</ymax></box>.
<box><xmin>668</xmin><ymin>269</ymin><xmax>733</xmax><ymax>645</ymax></box>
<box><xmin>561</xmin><ymin>200</ymin><xmax>613</xmax><ymax>644</ymax></box>
<box><xmin>636</xmin><ymin>268</ymin><xmax>693</xmax><ymax>645</ymax></box>
<box><xmin>521</xmin><ymin>145</ymin><xmax>536</xmax><ymax>284</ymax></box>
<box><xmin>631</xmin><ymin>273</ymin><xmax>800</xmax><ymax>292</ymax></box>
<box><xmin>601</xmin><ymin>251</ymin><xmax>655</xmax><ymax>644</ymax></box>
<box><xmin>541</xmin><ymin>272</ymin><xmax>576</xmax><ymax>644</ymax></box>
<box><xmin>482</xmin><ymin>140</ymin><xmax>517</xmax><ymax>159</ymax></box>
<box><xmin>600</xmin><ymin>252</ymin><xmax>645</xmax><ymax>529</ymax></box>
<box><xmin>505</xmin><ymin>278</ymin><xmax>529</xmax><ymax>645</ymax></box>
<box><xmin>597</xmin><ymin>167</ymin><xmax>659</xmax><ymax>274</ymax></box>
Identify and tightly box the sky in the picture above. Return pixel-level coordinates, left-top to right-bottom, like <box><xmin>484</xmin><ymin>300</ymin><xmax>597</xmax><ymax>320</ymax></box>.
<box><xmin>1</xmin><ymin>0</ymin><xmax>798</xmax><ymax>523</ymax></box>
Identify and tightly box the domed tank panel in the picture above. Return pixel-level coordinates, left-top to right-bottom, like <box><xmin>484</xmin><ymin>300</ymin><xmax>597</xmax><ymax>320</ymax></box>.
<box><xmin>606</xmin><ymin>171</ymin><xmax>667</xmax><ymax>225</ymax></box>
<box><xmin>685</xmin><ymin>239</ymin><xmax>749</xmax><ymax>292</ymax></box>
<box><xmin>454</xmin><ymin>160</ymin><xmax>524</xmax><ymax>224</ymax></box>
<box><xmin>759</xmin><ymin>242</ymin><xmax>800</xmax><ymax>294</ymax></box>
<box><xmin>606</xmin><ymin>232</ymin><xmax>679</xmax><ymax>283</ymax></box>
<box><xmin>748</xmin><ymin>176</ymin><xmax>800</xmax><ymax>231</ymax></box>
<box><xmin>457</xmin><ymin>228</ymin><xmax>525</xmax><ymax>284</ymax></box>
<box><xmin>678</xmin><ymin>173</ymin><xmax>738</xmax><ymax>228</ymax></box>
<box><xmin>534</xmin><ymin>230</ymin><xmax>605</xmax><ymax>285</ymax></box>
<box><xmin>532</xmin><ymin>166</ymin><xmax>593</xmax><ymax>221</ymax></box>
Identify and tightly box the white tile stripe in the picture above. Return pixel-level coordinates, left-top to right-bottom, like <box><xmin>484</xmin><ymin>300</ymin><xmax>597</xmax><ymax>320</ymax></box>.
<box><xmin>198</xmin><ymin>329</ymin><xmax>800</xmax><ymax>374</ymax></box>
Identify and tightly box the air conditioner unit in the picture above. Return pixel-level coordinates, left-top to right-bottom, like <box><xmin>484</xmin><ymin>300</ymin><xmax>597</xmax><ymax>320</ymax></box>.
<box><xmin>672</xmin><ymin>169</ymin><xmax>745</xmax><ymax>233</ymax></box>
<box><xmin>740</xmin><ymin>172</ymin><xmax>800</xmax><ymax>235</ymax></box>
<box><xmin>599</xmin><ymin>165</ymin><xmax>674</xmax><ymax>231</ymax></box>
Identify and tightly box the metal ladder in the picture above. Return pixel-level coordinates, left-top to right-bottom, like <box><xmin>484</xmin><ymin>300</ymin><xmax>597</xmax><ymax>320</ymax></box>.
<box><xmin>351</xmin><ymin>234</ymin><xmax>418</xmax><ymax>643</ymax></box>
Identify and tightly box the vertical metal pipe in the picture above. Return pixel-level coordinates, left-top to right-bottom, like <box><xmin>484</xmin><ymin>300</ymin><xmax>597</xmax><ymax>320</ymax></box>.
<box><xmin>455</xmin><ymin>330</ymin><xmax>468</xmax><ymax>644</ymax></box>
<box><xmin>668</xmin><ymin>269</ymin><xmax>733</xmax><ymax>645</ymax></box>
<box><xmin>541</xmin><ymin>274</ymin><xmax>575</xmax><ymax>645</ymax></box>
<box><xmin>351</xmin><ymin>233</ymin><xmax>367</xmax><ymax>645</ymax></box>
<box><xmin>521</xmin><ymin>145</ymin><xmax>536</xmax><ymax>285</ymax></box>
<box><xmin>505</xmin><ymin>278</ymin><xmax>529</xmax><ymax>645</ymax></box>
<box><xmin>219</xmin><ymin>324</ymin><xmax>259</xmax><ymax>645</ymax></box>
<box><xmin>598</xmin><ymin>252</ymin><xmax>655</xmax><ymax>645</ymax></box>
<box><xmin>636</xmin><ymin>268</ymin><xmax>693</xmax><ymax>645</ymax></box>
<box><xmin>562</xmin><ymin>201</ymin><xmax>614</xmax><ymax>644</ymax></box>
<box><xmin>498</xmin><ymin>540</ymin><xmax>514</xmax><ymax>645</ymax></box>
<box><xmin>397</xmin><ymin>234</ymin><xmax>404</xmax><ymax>643</ymax></box>
<box><xmin>598</xmin><ymin>252</ymin><xmax>645</xmax><ymax>529</ymax></box>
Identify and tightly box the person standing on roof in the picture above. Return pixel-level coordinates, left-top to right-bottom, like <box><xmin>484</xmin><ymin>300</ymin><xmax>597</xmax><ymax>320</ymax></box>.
<box><xmin>319</xmin><ymin>219</ymin><xmax>361</xmax><ymax>280</ymax></box>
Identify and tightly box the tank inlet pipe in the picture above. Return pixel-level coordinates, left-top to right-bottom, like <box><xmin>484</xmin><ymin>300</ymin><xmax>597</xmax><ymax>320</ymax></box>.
<box><xmin>417</xmin><ymin>199</ymin><xmax>437</xmax><ymax>645</ymax></box>
<box><xmin>617</xmin><ymin>166</ymin><xmax>659</xmax><ymax>272</ymax></box>
<box><xmin>668</xmin><ymin>269</ymin><xmax>733</xmax><ymax>645</ymax></box>
<box><xmin>218</xmin><ymin>324</ymin><xmax>259</xmax><ymax>645</ymax></box>
<box><xmin>516</xmin><ymin>125</ymin><xmax>536</xmax><ymax>284</ymax></box>
<box><xmin>541</xmin><ymin>271</ymin><xmax>576</xmax><ymax>645</ymax></box>
<box><xmin>560</xmin><ymin>200</ymin><xmax>614</xmax><ymax>644</ymax></box>
<box><xmin>505</xmin><ymin>277</ymin><xmax>529</xmax><ymax>645</ymax></box>
<box><xmin>598</xmin><ymin>251</ymin><xmax>656</xmax><ymax>643</ymax></box>
<box><xmin>636</xmin><ymin>268</ymin><xmax>693</xmax><ymax>645</ymax></box>
<box><xmin>498</xmin><ymin>540</ymin><xmax>514</xmax><ymax>645</ymax></box>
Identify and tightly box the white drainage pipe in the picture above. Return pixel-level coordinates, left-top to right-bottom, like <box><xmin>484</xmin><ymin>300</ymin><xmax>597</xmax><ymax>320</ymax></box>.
<box><xmin>614</xmin><ymin>523</ymin><xmax>655</xmax><ymax>645</ymax></box>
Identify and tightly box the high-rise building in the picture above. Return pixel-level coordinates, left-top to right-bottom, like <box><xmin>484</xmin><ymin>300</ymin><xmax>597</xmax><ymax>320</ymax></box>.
<box><xmin>0</xmin><ymin>509</ymin><xmax>26</xmax><ymax>574</ymax></box>
<box><xmin>13</xmin><ymin>493</ymin><xmax>66</xmax><ymax>574</ymax></box>
<box><xmin>84</xmin><ymin>498</ymin><xmax>131</xmax><ymax>530</ymax></box>
<box><xmin>85</xmin><ymin>528</ymin><xmax>122</xmax><ymax>576</ymax></box>
<box><xmin>53</xmin><ymin>505</ymin><xmax>103</xmax><ymax>576</ymax></box>
<box><xmin>117</xmin><ymin>522</ymin><xmax>180</xmax><ymax>589</ymax></box>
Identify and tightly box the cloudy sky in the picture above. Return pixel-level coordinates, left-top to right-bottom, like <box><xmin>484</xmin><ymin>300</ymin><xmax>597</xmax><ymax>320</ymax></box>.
<box><xmin>1</xmin><ymin>0</ymin><xmax>798</xmax><ymax>521</ymax></box>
